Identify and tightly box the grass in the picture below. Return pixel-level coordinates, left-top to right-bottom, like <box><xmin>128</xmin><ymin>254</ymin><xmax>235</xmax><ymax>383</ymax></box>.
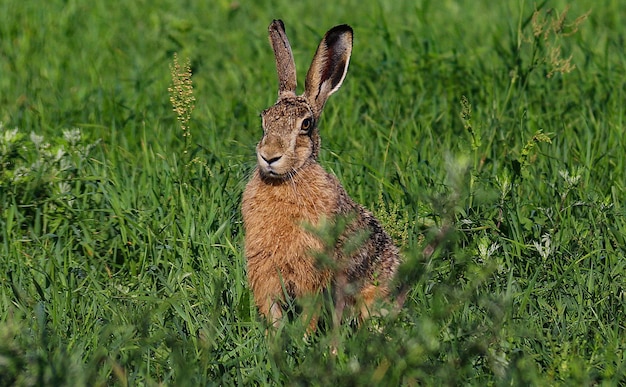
<box><xmin>1</xmin><ymin>0</ymin><xmax>625</xmax><ymax>385</ymax></box>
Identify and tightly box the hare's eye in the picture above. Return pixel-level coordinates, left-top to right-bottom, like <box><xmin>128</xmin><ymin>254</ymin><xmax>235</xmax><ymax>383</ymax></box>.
<box><xmin>300</xmin><ymin>117</ymin><xmax>313</xmax><ymax>135</ymax></box>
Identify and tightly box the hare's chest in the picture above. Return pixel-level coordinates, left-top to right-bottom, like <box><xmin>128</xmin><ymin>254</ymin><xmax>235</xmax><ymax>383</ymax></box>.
<box><xmin>242</xmin><ymin>172</ymin><xmax>339</xmax><ymax>259</ymax></box>
<box><xmin>243</xmin><ymin>182</ymin><xmax>335</xmax><ymax>233</ymax></box>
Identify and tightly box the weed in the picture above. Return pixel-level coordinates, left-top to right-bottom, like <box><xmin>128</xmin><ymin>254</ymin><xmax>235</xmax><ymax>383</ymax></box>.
<box><xmin>168</xmin><ymin>53</ymin><xmax>196</xmax><ymax>156</ymax></box>
<box><xmin>527</xmin><ymin>5</ymin><xmax>591</xmax><ymax>78</ymax></box>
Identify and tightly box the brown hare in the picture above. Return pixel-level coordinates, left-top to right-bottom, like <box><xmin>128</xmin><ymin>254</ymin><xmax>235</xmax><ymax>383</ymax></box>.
<box><xmin>242</xmin><ymin>20</ymin><xmax>400</xmax><ymax>328</ymax></box>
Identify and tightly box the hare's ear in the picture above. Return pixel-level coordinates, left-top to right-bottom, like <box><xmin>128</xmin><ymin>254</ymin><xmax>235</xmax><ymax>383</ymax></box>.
<box><xmin>304</xmin><ymin>24</ymin><xmax>353</xmax><ymax>117</ymax></box>
<box><xmin>268</xmin><ymin>20</ymin><xmax>297</xmax><ymax>98</ymax></box>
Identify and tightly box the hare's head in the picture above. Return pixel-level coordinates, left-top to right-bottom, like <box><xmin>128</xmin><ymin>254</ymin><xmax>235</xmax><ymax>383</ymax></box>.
<box><xmin>256</xmin><ymin>20</ymin><xmax>353</xmax><ymax>180</ymax></box>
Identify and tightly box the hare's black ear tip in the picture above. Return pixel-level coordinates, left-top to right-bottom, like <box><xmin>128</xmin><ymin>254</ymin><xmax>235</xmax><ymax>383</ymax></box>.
<box><xmin>329</xmin><ymin>24</ymin><xmax>353</xmax><ymax>35</ymax></box>
<box><xmin>324</xmin><ymin>25</ymin><xmax>353</xmax><ymax>47</ymax></box>
<box><xmin>270</xmin><ymin>19</ymin><xmax>285</xmax><ymax>31</ymax></box>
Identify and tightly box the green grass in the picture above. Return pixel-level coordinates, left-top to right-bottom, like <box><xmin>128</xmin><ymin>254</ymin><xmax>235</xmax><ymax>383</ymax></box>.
<box><xmin>1</xmin><ymin>0</ymin><xmax>625</xmax><ymax>385</ymax></box>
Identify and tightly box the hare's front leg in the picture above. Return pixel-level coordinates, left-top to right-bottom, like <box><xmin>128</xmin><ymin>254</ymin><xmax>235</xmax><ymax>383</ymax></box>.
<box><xmin>269</xmin><ymin>301</ymin><xmax>283</xmax><ymax>328</ymax></box>
<box><xmin>357</xmin><ymin>282</ymin><xmax>392</xmax><ymax>321</ymax></box>
<box><xmin>249</xmin><ymin>272</ymin><xmax>285</xmax><ymax>326</ymax></box>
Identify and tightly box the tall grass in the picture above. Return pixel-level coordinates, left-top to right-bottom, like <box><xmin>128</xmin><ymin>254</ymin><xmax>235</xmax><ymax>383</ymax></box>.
<box><xmin>1</xmin><ymin>0</ymin><xmax>625</xmax><ymax>385</ymax></box>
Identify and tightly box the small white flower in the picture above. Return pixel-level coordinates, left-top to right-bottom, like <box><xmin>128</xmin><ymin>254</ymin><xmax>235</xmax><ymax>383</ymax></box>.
<box><xmin>487</xmin><ymin>242</ymin><xmax>500</xmax><ymax>257</ymax></box>
<box><xmin>59</xmin><ymin>157</ymin><xmax>73</xmax><ymax>171</ymax></box>
<box><xmin>478</xmin><ymin>236</ymin><xmax>500</xmax><ymax>261</ymax></box>
<box><xmin>533</xmin><ymin>233</ymin><xmax>553</xmax><ymax>259</ymax></box>
<box><xmin>54</xmin><ymin>147</ymin><xmax>66</xmax><ymax>162</ymax></box>
<box><xmin>3</xmin><ymin>128</ymin><xmax>19</xmax><ymax>144</ymax></box>
<box><xmin>559</xmin><ymin>169</ymin><xmax>581</xmax><ymax>187</ymax></box>
<box><xmin>57</xmin><ymin>181</ymin><xmax>71</xmax><ymax>194</ymax></box>
<box><xmin>30</xmin><ymin>132</ymin><xmax>45</xmax><ymax>148</ymax></box>
<box><xmin>63</xmin><ymin>128</ymin><xmax>81</xmax><ymax>146</ymax></box>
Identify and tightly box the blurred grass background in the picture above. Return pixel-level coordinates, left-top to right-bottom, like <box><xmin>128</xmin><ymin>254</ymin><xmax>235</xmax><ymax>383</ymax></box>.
<box><xmin>1</xmin><ymin>0</ymin><xmax>625</xmax><ymax>385</ymax></box>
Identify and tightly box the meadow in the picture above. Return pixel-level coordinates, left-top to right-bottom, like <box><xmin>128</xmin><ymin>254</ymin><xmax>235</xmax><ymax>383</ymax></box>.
<box><xmin>1</xmin><ymin>0</ymin><xmax>625</xmax><ymax>385</ymax></box>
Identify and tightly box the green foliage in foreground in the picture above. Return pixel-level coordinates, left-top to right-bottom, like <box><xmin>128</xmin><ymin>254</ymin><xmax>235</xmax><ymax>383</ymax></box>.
<box><xmin>1</xmin><ymin>0</ymin><xmax>625</xmax><ymax>385</ymax></box>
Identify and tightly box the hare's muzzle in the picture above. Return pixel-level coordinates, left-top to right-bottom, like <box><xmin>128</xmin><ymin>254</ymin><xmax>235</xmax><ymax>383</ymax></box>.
<box><xmin>257</xmin><ymin>149</ymin><xmax>286</xmax><ymax>177</ymax></box>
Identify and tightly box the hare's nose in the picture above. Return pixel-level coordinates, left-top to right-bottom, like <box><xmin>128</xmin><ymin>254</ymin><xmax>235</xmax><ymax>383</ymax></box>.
<box><xmin>262</xmin><ymin>155</ymin><xmax>282</xmax><ymax>165</ymax></box>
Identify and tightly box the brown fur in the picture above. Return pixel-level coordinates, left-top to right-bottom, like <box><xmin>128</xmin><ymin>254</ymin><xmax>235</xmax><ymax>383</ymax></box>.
<box><xmin>242</xmin><ymin>20</ymin><xmax>400</xmax><ymax>327</ymax></box>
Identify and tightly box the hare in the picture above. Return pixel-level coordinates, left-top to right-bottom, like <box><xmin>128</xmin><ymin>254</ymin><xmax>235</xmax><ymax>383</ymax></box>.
<box><xmin>242</xmin><ymin>20</ymin><xmax>400</xmax><ymax>328</ymax></box>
